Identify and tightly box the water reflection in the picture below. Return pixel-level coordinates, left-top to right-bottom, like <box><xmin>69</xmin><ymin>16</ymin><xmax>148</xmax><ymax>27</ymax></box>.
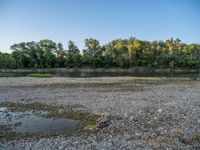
<box><xmin>0</xmin><ymin>107</ymin><xmax>82</xmax><ymax>134</ymax></box>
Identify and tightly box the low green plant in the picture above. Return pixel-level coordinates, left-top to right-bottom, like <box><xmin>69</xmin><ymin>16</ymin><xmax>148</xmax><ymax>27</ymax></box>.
<box><xmin>26</xmin><ymin>73</ymin><xmax>54</xmax><ymax>78</ymax></box>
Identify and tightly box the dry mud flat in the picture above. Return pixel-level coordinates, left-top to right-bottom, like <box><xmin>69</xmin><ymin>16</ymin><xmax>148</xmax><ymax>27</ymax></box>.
<box><xmin>0</xmin><ymin>77</ymin><xmax>200</xmax><ymax>149</ymax></box>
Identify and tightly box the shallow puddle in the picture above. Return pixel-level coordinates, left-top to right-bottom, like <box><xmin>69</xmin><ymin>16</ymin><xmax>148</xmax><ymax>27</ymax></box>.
<box><xmin>0</xmin><ymin>107</ymin><xmax>82</xmax><ymax>135</ymax></box>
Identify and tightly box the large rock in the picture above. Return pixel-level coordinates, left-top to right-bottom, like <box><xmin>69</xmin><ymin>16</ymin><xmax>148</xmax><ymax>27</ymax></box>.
<box><xmin>96</xmin><ymin>112</ymin><xmax>111</xmax><ymax>128</ymax></box>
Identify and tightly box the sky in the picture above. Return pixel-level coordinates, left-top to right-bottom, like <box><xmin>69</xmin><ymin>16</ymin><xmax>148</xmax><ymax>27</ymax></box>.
<box><xmin>0</xmin><ymin>0</ymin><xmax>200</xmax><ymax>52</ymax></box>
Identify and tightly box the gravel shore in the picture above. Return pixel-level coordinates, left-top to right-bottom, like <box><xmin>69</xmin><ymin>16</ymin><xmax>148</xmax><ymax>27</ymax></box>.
<box><xmin>0</xmin><ymin>77</ymin><xmax>200</xmax><ymax>149</ymax></box>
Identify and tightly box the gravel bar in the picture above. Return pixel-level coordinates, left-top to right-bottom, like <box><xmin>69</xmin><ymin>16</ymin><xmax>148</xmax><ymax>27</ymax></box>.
<box><xmin>0</xmin><ymin>77</ymin><xmax>200</xmax><ymax>149</ymax></box>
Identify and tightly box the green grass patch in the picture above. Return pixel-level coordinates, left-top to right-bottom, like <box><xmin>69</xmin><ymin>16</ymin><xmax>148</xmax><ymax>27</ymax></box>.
<box><xmin>26</xmin><ymin>73</ymin><xmax>54</xmax><ymax>78</ymax></box>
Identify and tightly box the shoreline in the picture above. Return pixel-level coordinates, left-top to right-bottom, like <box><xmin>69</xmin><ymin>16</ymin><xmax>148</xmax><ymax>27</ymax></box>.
<box><xmin>0</xmin><ymin>67</ymin><xmax>199</xmax><ymax>73</ymax></box>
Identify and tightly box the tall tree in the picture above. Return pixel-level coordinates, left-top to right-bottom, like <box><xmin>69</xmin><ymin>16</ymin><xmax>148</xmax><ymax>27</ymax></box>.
<box><xmin>39</xmin><ymin>40</ymin><xmax>56</xmax><ymax>67</ymax></box>
<box><xmin>55</xmin><ymin>43</ymin><xmax>67</xmax><ymax>67</ymax></box>
<box><xmin>66</xmin><ymin>41</ymin><xmax>81</xmax><ymax>68</ymax></box>
<box><xmin>11</xmin><ymin>42</ymin><xmax>30</xmax><ymax>68</ymax></box>
<box><xmin>83</xmin><ymin>38</ymin><xmax>101</xmax><ymax>68</ymax></box>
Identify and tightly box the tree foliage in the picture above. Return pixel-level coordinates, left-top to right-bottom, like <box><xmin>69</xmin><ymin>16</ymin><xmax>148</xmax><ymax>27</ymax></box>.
<box><xmin>0</xmin><ymin>37</ymin><xmax>200</xmax><ymax>69</ymax></box>
<box><xmin>66</xmin><ymin>41</ymin><xmax>81</xmax><ymax>68</ymax></box>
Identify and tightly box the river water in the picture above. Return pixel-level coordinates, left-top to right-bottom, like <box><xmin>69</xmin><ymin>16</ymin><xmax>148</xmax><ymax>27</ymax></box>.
<box><xmin>0</xmin><ymin>70</ymin><xmax>199</xmax><ymax>79</ymax></box>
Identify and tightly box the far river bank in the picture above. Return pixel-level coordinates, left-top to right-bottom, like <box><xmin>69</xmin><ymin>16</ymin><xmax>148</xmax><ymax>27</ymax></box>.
<box><xmin>0</xmin><ymin>67</ymin><xmax>200</xmax><ymax>73</ymax></box>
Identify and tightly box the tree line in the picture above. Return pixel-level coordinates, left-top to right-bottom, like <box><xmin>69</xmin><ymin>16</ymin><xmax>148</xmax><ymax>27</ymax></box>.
<box><xmin>0</xmin><ymin>37</ymin><xmax>200</xmax><ymax>69</ymax></box>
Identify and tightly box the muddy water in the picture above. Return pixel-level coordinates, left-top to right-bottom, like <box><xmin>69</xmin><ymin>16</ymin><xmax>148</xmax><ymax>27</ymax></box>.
<box><xmin>0</xmin><ymin>107</ymin><xmax>82</xmax><ymax>135</ymax></box>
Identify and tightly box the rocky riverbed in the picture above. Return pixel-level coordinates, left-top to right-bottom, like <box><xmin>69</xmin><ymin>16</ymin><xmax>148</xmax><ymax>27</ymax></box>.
<box><xmin>0</xmin><ymin>77</ymin><xmax>200</xmax><ymax>149</ymax></box>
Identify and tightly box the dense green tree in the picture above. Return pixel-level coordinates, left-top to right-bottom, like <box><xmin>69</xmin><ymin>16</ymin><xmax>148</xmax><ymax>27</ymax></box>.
<box><xmin>66</xmin><ymin>41</ymin><xmax>81</xmax><ymax>68</ymax></box>
<box><xmin>101</xmin><ymin>45</ymin><xmax>115</xmax><ymax>68</ymax></box>
<box><xmin>55</xmin><ymin>43</ymin><xmax>67</xmax><ymax>67</ymax></box>
<box><xmin>83</xmin><ymin>38</ymin><xmax>101</xmax><ymax>68</ymax></box>
<box><xmin>110</xmin><ymin>39</ymin><xmax>129</xmax><ymax>68</ymax></box>
<box><xmin>39</xmin><ymin>40</ymin><xmax>57</xmax><ymax>67</ymax></box>
<box><xmin>0</xmin><ymin>52</ymin><xmax>17</xmax><ymax>68</ymax></box>
<box><xmin>11</xmin><ymin>42</ymin><xmax>31</xmax><ymax>68</ymax></box>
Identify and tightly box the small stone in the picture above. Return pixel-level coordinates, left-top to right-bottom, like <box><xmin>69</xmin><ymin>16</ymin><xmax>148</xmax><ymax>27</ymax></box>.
<box><xmin>101</xmin><ymin>112</ymin><xmax>111</xmax><ymax>118</ymax></box>
<box><xmin>157</xmin><ymin>108</ymin><xmax>162</xmax><ymax>113</ymax></box>
<box><xmin>96</xmin><ymin>112</ymin><xmax>112</xmax><ymax>128</ymax></box>
<box><xmin>124</xmin><ymin>113</ymin><xmax>128</xmax><ymax>118</ymax></box>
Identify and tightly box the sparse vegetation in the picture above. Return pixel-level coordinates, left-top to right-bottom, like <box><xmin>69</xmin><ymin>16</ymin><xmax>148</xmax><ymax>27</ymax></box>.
<box><xmin>26</xmin><ymin>73</ymin><xmax>54</xmax><ymax>78</ymax></box>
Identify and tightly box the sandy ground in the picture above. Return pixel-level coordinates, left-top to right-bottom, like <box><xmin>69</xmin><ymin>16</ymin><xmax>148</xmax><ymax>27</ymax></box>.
<box><xmin>0</xmin><ymin>77</ymin><xmax>200</xmax><ymax>149</ymax></box>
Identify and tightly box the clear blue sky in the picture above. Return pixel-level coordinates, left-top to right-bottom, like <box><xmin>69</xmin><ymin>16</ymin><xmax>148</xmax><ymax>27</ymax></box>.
<box><xmin>0</xmin><ymin>0</ymin><xmax>200</xmax><ymax>52</ymax></box>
